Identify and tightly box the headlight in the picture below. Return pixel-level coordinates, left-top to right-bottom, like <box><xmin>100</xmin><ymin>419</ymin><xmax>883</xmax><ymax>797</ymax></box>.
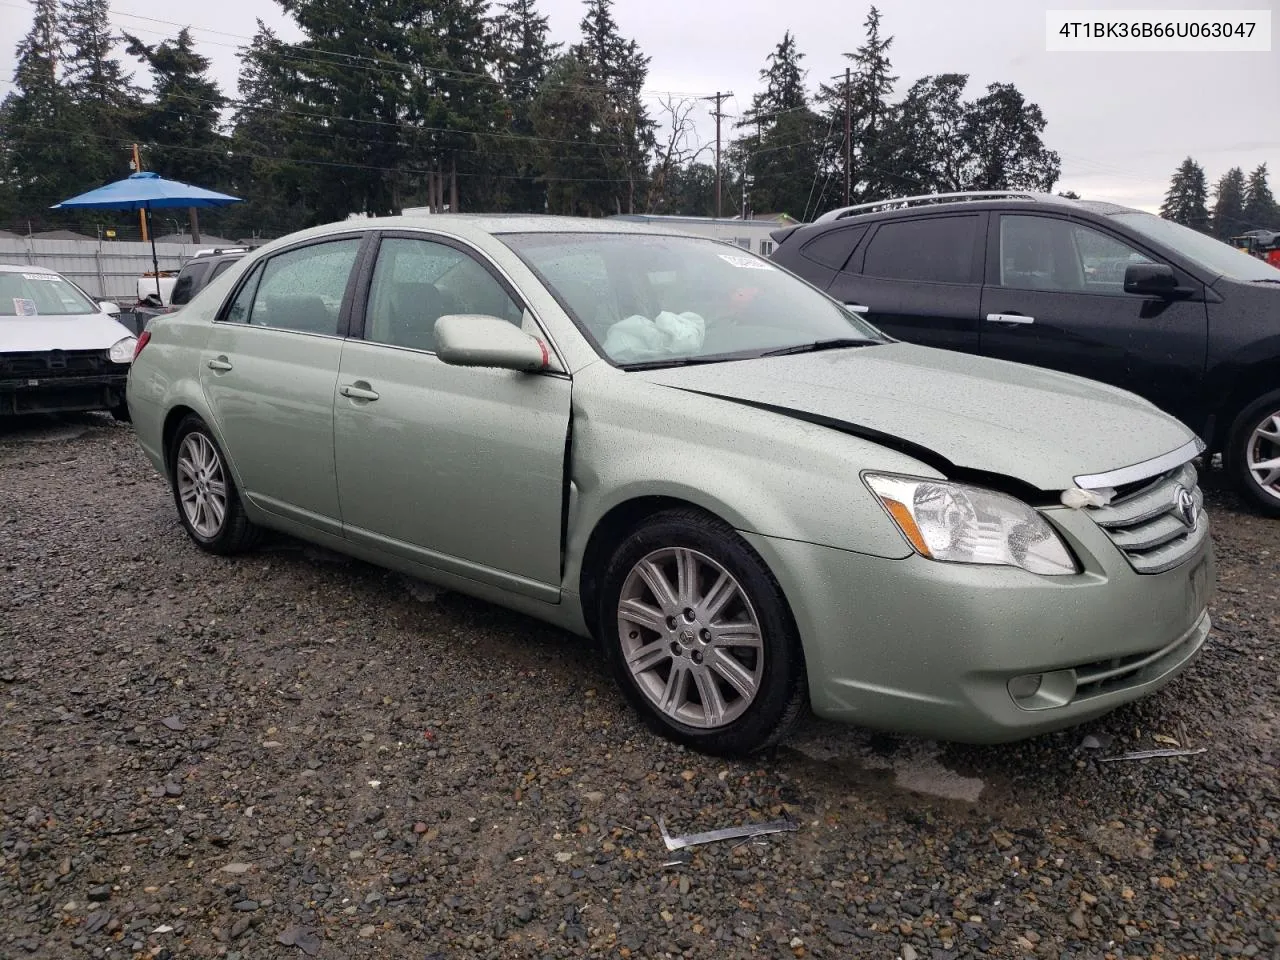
<box><xmin>864</xmin><ymin>474</ymin><xmax>1078</xmax><ymax>576</ymax></box>
<box><xmin>109</xmin><ymin>336</ymin><xmax>137</xmax><ymax>364</ymax></box>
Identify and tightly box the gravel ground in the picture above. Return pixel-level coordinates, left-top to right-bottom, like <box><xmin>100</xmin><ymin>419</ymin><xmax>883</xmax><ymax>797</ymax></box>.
<box><xmin>0</xmin><ymin>413</ymin><xmax>1276</xmax><ymax>960</ymax></box>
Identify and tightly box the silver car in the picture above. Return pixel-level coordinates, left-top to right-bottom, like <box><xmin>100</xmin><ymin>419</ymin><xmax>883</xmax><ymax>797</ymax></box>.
<box><xmin>126</xmin><ymin>216</ymin><xmax>1214</xmax><ymax>755</ymax></box>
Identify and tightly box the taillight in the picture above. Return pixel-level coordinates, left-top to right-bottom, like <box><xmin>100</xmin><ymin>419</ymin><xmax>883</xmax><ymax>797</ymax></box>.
<box><xmin>133</xmin><ymin>331</ymin><xmax>151</xmax><ymax>360</ymax></box>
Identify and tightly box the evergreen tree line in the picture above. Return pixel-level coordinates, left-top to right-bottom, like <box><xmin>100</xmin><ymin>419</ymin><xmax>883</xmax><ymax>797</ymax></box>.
<box><xmin>1</xmin><ymin>0</ymin><xmax>1063</xmax><ymax>238</ymax></box>
<box><xmin>1160</xmin><ymin>157</ymin><xmax>1278</xmax><ymax>239</ymax></box>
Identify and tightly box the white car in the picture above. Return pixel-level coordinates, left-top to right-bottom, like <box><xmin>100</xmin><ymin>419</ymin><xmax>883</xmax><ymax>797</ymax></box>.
<box><xmin>1</xmin><ymin>265</ymin><xmax>138</xmax><ymax>418</ymax></box>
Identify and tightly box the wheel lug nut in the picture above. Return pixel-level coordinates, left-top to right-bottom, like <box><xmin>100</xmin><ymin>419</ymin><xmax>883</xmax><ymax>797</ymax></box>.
<box><xmin>683</xmin><ymin>608</ymin><xmax>695</xmax><ymax>621</ymax></box>
<box><xmin>700</xmin><ymin>629</ymin><xmax>711</xmax><ymax>642</ymax></box>
<box><xmin>666</xmin><ymin>616</ymin><xmax>677</xmax><ymax>630</ymax></box>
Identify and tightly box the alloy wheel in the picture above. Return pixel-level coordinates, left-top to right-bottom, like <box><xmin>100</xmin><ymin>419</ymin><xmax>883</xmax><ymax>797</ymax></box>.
<box><xmin>616</xmin><ymin>547</ymin><xmax>764</xmax><ymax>729</ymax></box>
<box><xmin>176</xmin><ymin>432</ymin><xmax>228</xmax><ymax>538</ymax></box>
<box><xmin>1246</xmin><ymin>410</ymin><xmax>1280</xmax><ymax>504</ymax></box>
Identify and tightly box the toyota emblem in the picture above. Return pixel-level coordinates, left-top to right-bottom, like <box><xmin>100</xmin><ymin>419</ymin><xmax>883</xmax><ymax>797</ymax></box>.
<box><xmin>1174</xmin><ymin>485</ymin><xmax>1198</xmax><ymax>528</ymax></box>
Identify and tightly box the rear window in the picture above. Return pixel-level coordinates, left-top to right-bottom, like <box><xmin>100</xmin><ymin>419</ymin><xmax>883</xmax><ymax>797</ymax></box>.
<box><xmin>170</xmin><ymin>262</ymin><xmax>210</xmax><ymax>305</ymax></box>
<box><xmin>801</xmin><ymin>226</ymin><xmax>868</xmax><ymax>270</ymax></box>
<box><xmin>861</xmin><ymin>216</ymin><xmax>980</xmax><ymax>284</ymax></box>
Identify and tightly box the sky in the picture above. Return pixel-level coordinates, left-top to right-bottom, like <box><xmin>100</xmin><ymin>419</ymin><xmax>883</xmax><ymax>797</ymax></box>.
<box><xmin>1</xmin><ymin>0</ymin><xmax>1277</xmax><ymax>214</ymax></box>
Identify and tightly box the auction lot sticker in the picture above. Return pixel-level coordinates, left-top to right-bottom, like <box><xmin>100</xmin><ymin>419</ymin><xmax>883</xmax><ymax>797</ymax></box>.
<box><xmin>12</xmin><ymin>298</ymin><xmax>37</xmax><ymax>316</ymax></box>
<box><xmin>1046</xmin><ymin>9</ymin><xmax>1271</xmax><ymax>51</ymax></box>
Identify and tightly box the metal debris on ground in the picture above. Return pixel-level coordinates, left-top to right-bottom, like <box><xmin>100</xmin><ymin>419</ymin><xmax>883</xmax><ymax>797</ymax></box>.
<box><xmin>1099</xmin><ymin>747</ymin><xmax>1208</xmax><ymax>762</ymax></box>
<box><xmin>657</xmin><ymin>815</ymin><xmax>797</xmax><ymax>852</ymax></box>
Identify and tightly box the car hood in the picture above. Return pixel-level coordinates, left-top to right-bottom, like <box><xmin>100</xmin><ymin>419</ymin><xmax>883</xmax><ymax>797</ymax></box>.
<box><xmin>1</xmin><ymin>313</ymin><xmax>136</xmax><ymax>353</ymax></box>
<box><xmin>637</xmin><ymin>342</ymin><xmax>1197</xmax><ymax>491</ymax></box>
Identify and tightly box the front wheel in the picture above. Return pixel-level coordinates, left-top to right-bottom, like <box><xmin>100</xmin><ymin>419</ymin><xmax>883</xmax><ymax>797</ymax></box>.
<box><xmin>168</xmin><ymin>415</ymin><xmax>261</xmax><ymax>554</ymax></box>
<box><xmin>1226</xmin><ymin>390</ymin><xmax>1280</xmax><ymax>517</ymax></box>
<box><xmin>599</xmin><ymin>508</ymin><xmax>807</xmax><ymax>756</ymax></box>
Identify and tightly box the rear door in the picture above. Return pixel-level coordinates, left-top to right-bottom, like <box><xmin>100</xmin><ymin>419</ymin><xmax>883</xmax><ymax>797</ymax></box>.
<box><xmin>199</xmin><ymin>233</ymin><xmax>366</xmax><ymax>535</ymax></box>
<box><xmin>332</xmin><ymin>232</ymin><xmax>571</xmax><ymax>600</ymax></box>
<box><xmin>979</xmin><ymin>213</ymin><xmax>1208</xmax><ymax>425</ymax></box>
<box><xmin>825</xmin><ymin>213</ymin><xmax>986</xmax><ymax>352</ymax></box>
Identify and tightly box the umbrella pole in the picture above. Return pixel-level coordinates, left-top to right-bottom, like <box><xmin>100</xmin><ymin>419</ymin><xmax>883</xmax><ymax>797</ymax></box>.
<box><xmin>147</xmin><ymin>202</ymin><xmax>160</xmax><ymax>302</ymax></box>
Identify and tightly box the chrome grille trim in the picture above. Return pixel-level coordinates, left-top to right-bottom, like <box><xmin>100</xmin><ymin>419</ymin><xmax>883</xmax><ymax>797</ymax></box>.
<box><xmin>1087</xmin><ymin>461</ymin><xmax>1208</xmax><ymax>574</ymax></box>
<box><xmin>1074</xmin><ymin>437</ymin><xmax>1204</xmax><ymax>490</ymax></box>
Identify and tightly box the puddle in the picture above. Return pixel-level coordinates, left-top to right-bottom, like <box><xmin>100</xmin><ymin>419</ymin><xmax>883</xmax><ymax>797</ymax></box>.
<box><xmin>788</xmin><ymin>724</ymin><xmax>986</xmax><ymax>803</ymax></box>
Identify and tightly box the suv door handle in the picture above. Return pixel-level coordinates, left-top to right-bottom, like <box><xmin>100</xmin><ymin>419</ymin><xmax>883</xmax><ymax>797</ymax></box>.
<box><xmin>844</xmin><ymin>303</ymin><xmax>871</xmax><ymax>314</ymax></box>
<box><xmin>206</xmin><ymin>356</ymin><xmax>233</xmax><ymax>372</ymax></box>
<box><xmin>339</xmin><ymin>382</ymin><xmax>380</xmax><ymax>402</ymax></box>
<box><xmin>985</xmin><ymin>313</ymin><xmax>1035</xmax><ymax>325</ymax></box>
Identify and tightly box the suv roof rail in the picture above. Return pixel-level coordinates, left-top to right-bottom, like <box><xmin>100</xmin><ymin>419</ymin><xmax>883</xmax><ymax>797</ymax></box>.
<box><xmin>812</xmin><ymin>191</ymin><xmax>1062</xmax><ymax>224</ymax></box>
<box><xmin>193</xmin><ymin>246</ymin><xmax>250</xmax><ymax>257</ymax></box>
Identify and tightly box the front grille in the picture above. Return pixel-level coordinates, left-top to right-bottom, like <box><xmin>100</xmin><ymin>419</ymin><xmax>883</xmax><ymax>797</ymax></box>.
<box><xmin>1087</xmin><ymin>461</ymin><xmax>1207</xmax><ymax>574</ymax></box>
<box><xmin>0</xmin><ymin>349</ymin><xmax>111</xmax><ymax>380</ymax></box>
<box><xmin>1071</xmin><ymin>612</ymin><xmax>1207</xmax><ymax>700</ymax></box>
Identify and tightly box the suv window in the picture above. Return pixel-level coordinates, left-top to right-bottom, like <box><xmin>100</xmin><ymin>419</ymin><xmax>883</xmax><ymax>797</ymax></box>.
<box><xmin>999</xmin><ymin>215</ymin><xmax>1154</xmax><ymax>294</ymax></box>
<box><xmin>862</xmin><ymin>216</ymin><xmax>979</xmax><ymax>284</ymax></box>
<box><xmin>221</xmin><ymin>239</ymin><xmax>360</xmax><ymax>332</ymax></box>
<box><xmin>802</xmin><ymin>225</ymin><xmax>868</xmax><ymax>270</ymax></box>
<box><xmin>170</xmin><ymin>261</ymin><xmax>209</xmax><ymax>305</ymax></box>
<box><xmin>208</xmin><ymin>258</ymin><xmax>238</xmax><ymax>282</ymax></box>
<box><xmin>364</xmin><ymin>238</ymin><xmax>522</xmax><ymax>352</ymax></box>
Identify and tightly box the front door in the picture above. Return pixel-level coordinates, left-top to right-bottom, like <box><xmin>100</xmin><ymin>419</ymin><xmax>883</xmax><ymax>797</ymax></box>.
<box><xmin>979</xmin><ymin>213</ymin><xmax>1209</xmax><ymax>428</ymax></box>
<box><xmin>333</xmin><ymin>233</ymin><xmax>571</xmax><ymax>600</ymax></box>
<box><xmin>199</xmin><ymin>234</ymin><xmax>365</xmax><ymax>534</ymax></box>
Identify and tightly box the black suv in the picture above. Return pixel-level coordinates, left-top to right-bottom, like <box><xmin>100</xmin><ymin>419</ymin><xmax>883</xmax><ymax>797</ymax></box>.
<box><xmin>770</xmin><ymin>192</ymin><xmax>1280</xmax><ymax>514</ymax></box>
<box><xmin>131</xmin><ymin>248</ymin><xmax>248</xmax><ymax>333</ymax></box>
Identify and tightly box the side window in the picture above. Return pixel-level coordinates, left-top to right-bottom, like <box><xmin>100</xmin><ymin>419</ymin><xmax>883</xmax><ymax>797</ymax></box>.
<box><xmin>801</xmin><ymin>225</ymin><xmax>868</xmax><ymax>270</ymax></box>
<box><xmin>759</xmin><ymin>240</ymin><xmax>774</xmax><ymax>256</ymax></box>
<box><xmin>223</xmin><ymin>262</ymin><xmax>263</xmax><ymax>324</ymax></box>
<box><xmin>170</xmin><ymin>262</ymin><xmax>208</xmax><ymax>305</ymax></box>
<box><xmin>862</xmin><ymin>216</ymin><xmax>980</xmax><ymax>284</ymax></box>
<box><xmin>364</xmin><ymin>238</ymin><xmax>522</xmax><ymax>352</ymax></box>
<box><xmin>246</xmin><ymin>238</ymin><xmax>361</xmax><ymax>333</ymax></box>
<box><xmin>209</xmin><ymin>259</ymin><xmax>237</xmax><ymax>282</ymax></box>
<box><xmin>999</xmin><ymin>216</ymin><xmax>1154</xmax><ymax>294</ymax></box>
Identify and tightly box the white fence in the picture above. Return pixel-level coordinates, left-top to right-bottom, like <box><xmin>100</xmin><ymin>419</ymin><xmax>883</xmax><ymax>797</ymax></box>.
<box><xmin>0</xmin><ymin>237</ymin><xmax>207</xmax><ymax>301</ymax></box>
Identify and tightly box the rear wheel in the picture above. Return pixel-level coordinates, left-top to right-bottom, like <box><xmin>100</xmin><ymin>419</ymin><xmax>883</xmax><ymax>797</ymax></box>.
<box><xmin>168</xmin><ymin>415</ymin><xmax>260</xmax><ymax>554</ymax></box>
<box><xmin>599</xmin><ymin>508</ymin><xmax>807</xmax><ymax>756</ymax></box>
<box><xmin>1226</xmin><ymin>390</ymin><xmax>1280</xmax><ymax>517</ymax></box>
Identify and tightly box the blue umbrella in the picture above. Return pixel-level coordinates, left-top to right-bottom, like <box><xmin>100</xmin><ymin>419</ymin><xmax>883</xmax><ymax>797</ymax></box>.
<box><xmin>52</xmin><ymin>171</ymin><xmax>243</xmax><ymax>296</ymax></box>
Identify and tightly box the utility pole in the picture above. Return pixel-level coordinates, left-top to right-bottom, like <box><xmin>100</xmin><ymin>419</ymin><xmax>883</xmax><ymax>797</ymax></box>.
<box><xmin>842</xmin><ymin>67</ymin><xmax>852</xmax><ymax>206</ymax></box>
<box><xmin>702</xmin><ymin>91</ymin><xmax>731</xmax><ymax>219</ymax></box>
<box><xmin>131</xmin><ymin>143</ymin><xmax>148</xmax><ymax>242</ymax></box>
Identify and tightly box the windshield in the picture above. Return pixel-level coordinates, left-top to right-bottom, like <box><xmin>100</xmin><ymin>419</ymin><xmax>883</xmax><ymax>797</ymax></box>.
<box><xmin>500</xmin><ymin>232</ymin><xmax>885</xmax><ymax>366</ymax></box>
<box><xmin>0</xmin><ymin>271</ymin><xmax>99</xmax><ymax>316</ymax></box>
<box><xmin>1111</xmin><ymin>212</ymin><xmax>1280</xmax><ymax>282</ymax></box>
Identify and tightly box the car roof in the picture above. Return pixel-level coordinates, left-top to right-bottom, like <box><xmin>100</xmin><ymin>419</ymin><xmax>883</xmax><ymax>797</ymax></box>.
<box><xmin>803</xmin><ymin>194</ymin><xmax>1145</xmax><ymax>230</ymax></box>
<box><xmin>0</xmin><ymin>263</ymin><xmax>64</xmax><ymax>276</ymax></box>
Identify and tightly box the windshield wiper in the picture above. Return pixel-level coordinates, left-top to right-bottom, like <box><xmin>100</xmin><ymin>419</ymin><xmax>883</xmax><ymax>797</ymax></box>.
<box><xmin>757</xmin><ymin>338</ymin><xmax>875</xmax><ymax>358</ymax></box>
<box><xmin>618</xmin><ymin>353</ymin><xmax>751</xmax><ymax>371</ymax></box>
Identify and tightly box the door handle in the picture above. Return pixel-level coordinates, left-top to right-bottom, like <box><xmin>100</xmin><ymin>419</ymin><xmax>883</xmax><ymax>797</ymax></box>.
<box><xmin>985</xmin><ymin>313</ymin><xmax>1035</xmax><ymax>325</ymax></box>
<box><xmin>339</xmin><ymin>382</ymin><xmax>380</xmax><ymax>402</ymax></box>
<box><xmin>206</xmin><ymin>356</ymin><xmax>233</xmax><ymax>372</ymax></box>
<box><xmin>844</xmin><ymin>303</ymin><xmax>871</xmax><ymax>314</ymax></box>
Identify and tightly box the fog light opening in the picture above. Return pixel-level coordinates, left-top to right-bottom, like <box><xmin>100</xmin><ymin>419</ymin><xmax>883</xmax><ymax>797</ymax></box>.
<box><xmin>1008</xmin><ymin>674</ymin><xmax>1043</xmax><ymax>702</ymax></box>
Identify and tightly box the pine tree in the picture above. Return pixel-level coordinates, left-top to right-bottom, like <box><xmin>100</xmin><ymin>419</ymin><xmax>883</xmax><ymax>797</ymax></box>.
<box><xmin>1210</xmin><ymin>167</ymin><xmax>1247</xmax><ymax>240</ymax></box>
<box><xmin>62</xmin><ymin>0</ymin><xmax>139</xmax><ymax>189</ymax></box>
<box><xmin>730</xmin><ymin>32</ymin><xmax>824</xmax><ymax>219</ymax></box>
<box><xmin>1160</xmin><ymin>157</ymin><xmax>1210</xmax><ymax>232</ymax></box>
<box><xmin>492</xmin><ymin>0</ymin><xmax>560</xmax><ymax>210</ymax></box>
<box><xmin>569</xmin><ymin>0</ymin><xmax>654</xmax><ymax>214</ymax></box>
<box><xmin>817</xmin><ymin>6</ymin><xmax>899</xmax><ymax>204</ymax></box>
<box><xmin>0</xmin><ymin>0</ymin><xmax>90</xmax><ymax>217</ymax></box>
<box><xmin>1243</xmin><ymin>163</ymin><xmax>1278</xmax><ymax>230</ymax></box>
<box><xmin>957</xmin><ymin>83</ymin><xmax>1060</xmax><ymax>192</ymax></box>
<box><xmin>125</xmin><ymin>29</ymin><xmax>229</xmax><ymax>190</ymax></box>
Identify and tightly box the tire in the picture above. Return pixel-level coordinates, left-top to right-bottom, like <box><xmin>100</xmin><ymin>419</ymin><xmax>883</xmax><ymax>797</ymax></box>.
<box><xmin>110</xmin><ymin>401</ymin><xmax>131</xmax><ymax>423</ymax></box>
<box><xmin>598</xmin><ymin>508</ymin><xmax>807</xmax><ymax>757</ymax></box>
<box><xmin>168</xmin><ymin>415</ymin><xmax>260</xmax><ymax>554</ymax></box>
<box><xmin>1225</xmin><ymin>389</ymin><xmax>1280</xmax><ymax>517</ymax></box>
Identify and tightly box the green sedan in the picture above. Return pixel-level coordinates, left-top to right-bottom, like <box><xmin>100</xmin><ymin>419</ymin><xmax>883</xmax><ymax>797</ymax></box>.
<box><xmin>126</xmin><ymin>216</ymin><xmax>1214</xmax><ymax>755</ymax></box>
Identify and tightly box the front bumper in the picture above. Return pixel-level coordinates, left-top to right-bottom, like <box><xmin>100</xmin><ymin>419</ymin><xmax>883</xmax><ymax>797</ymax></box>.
<box><xmin>744</xmin><ymin>506</ymin><xmax>1214</xmax><ymax>743</ymax></box>
<box><xmin>0</xmin><ymin>372</ymin><xmax>129</xmax><ymax>415</ymax></box>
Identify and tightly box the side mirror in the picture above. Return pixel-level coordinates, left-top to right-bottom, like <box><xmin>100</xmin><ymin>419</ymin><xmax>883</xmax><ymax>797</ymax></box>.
<box><xmin>1123</xmin><ymin>263</ymin><xmax>1178</xmax><ymax>298</ymax></box>
<box><xmin>434</xmin><ymin>314</ymin><xmax>548</xmax><ymax>371</ymax></box>
<box><xmin>98</xmin><ymin>300</ymin><xmax>121</xmax><ymax>315</ymax></box>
